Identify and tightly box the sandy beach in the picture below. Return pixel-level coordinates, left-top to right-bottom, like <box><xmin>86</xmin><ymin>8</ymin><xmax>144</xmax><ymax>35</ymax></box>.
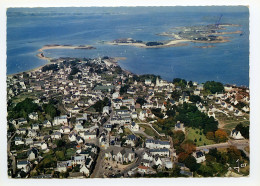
<box><xmin>38</xmin><ymin>44</ymin><xmax>96</xmax><ymax>52</ymax></box>
<box><xmin>107</xmin><ymin>39</ymin><xmax>190</xmax><ymax>49</ymax></box>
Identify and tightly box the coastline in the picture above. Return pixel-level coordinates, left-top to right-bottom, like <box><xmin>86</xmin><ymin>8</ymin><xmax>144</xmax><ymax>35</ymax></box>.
<box><xmin>38</xmin><ymin>44</ymin><xmax>96</xmax><ymax>52</ymax></box>
<box><xmin>107</xmin><ymin>39</ymin><xmax>190</xmax><ymax>48</ymax></box>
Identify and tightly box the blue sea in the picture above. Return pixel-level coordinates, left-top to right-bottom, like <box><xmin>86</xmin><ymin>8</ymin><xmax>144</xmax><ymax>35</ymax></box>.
<box><xmin>7</xmin><ymin>7</ymin><xmax>249</xmax><ymax>86</ymax></box>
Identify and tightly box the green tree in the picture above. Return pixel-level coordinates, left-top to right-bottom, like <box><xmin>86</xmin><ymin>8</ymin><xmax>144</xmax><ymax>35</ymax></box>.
<box><xmin>204</xmin><ymin>81</ymin><xmax>224</xmax><ymax>94</ymax></box>
<box><xmin>184</xmin><ymin>155</ymin><xmax>200</xmax><ymax>172</ymax></box>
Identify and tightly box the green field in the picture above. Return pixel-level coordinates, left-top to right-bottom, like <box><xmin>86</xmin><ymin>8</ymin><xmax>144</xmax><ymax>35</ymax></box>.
<box><xmin>139</xmin><ymin>124</ymin><xmax>158</xmax><ymax>137</ymax></box>
<box><xmin>186</xmin><ymin>127</ymin><xmax>215</xmax><ymax>146</ymax></box>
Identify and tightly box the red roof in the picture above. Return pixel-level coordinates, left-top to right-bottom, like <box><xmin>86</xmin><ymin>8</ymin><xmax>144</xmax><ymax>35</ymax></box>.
<box><xmin>138</xmin><ymin>165</ymin><xmax>148</xmax><ymax>170</ymax></box>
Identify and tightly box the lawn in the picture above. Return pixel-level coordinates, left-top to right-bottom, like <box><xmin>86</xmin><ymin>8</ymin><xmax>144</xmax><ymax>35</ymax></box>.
<box><xmin>139</xmin><ymin>124</ymin><xmax>158</xmax><ymax>137</ymax></box>
<box><xmin>186</xmin><ymin>127</ymin><xmax>215</xmax><ymax>146</ymax></box>
<box><xmin>222</xmin><ymin>120</ymin><xmax>249</xmax><ymax>133</ymax></box>
<box><xmin>65</xmin><ymin>148</ymin><xmax>76</xmax><ymax>159</ymax></box>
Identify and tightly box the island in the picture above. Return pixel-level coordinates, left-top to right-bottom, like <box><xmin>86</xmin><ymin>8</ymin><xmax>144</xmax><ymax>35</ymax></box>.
<box><xmin>108</xmin><ymin>23</ymin><xmax>242</xmax><ymax>49</ymax></box>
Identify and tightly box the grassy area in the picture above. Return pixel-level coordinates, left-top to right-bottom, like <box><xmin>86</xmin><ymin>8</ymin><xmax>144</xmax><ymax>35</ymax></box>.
<box><xmin>123</xmin><ymin>128</ymin><xmax>133</xmax><ymax>136</ymax></box>
<box><xmin>139</xmin><ymin>124</ymin><xmax>158</xmax><ymax>137</ymax></box>
<box><xmin>65</xmin><ymin>148</ymin><xmax>76</xmax><ymax>159</ymax></box>
<box><xmin>186</xmin><ymin>127</ymin><xmax>215</xmax><ymax>146</ymax></box>
<box><xmin>222</xmin><ymin>120</ymin><xmax>249</xmax><ymax>133</ymax></box>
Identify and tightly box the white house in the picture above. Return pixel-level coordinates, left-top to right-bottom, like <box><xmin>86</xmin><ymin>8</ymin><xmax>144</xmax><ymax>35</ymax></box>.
<box><xmin>174</xmin><ymin>121</ymin><xmax>185</xmax><ymax>133</ymax></box>
<box><xmin>53</xmin><ymin>115</ymin><xmax>68</xmax><ymax>126</ymax></box>
<box><xmin>17</xmin><ymin>160</ymin><xmax>30</xmax><ymax>173</ymax></box>
<box><xmin>80</xmin><ymin>164</ymin><xmax>90</xmax><ymax>177</ymax></box>
<box><xmin>27</xmin><ymin>148</ymin><xmax>38</xmax><ymax>161</ymax></box>
<box><xmin>29</xmin><ymin>112</ymin><xmax>38</xmax><ymax>120</ymax></box>
<box><xmin>130</xmin><ymin>122</ymin><xmax>140</xmax><ymax>132</ymax></box>
<box><xmin>145</xmin><ymin>139</ymin><xmax>170</xmax><ymax>149</ymax></box>
<box><xmin>192</xmin><ymin>151</ymin><xmax>206</xmax><ymax>163</ymax></box>
<box><xmin>230</xmin><ymin>129</ymin><xmax>244</xmax><ymax>140</ymax></box>
<box><xmin>15</xmin><ymin>137</ymin><xmax>24</xmax><ymax>145</ymax></box>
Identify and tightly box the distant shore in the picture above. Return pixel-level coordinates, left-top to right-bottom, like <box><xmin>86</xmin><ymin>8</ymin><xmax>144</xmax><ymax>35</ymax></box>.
<box><xmin>38</xmin><ymin>44</ymin><xmax>96</xmax><ymax>52</ymax></box>
<box><xmin>107</xmin><ymin>39</ymin><xmax>190</xmax><ymax>48</ymax></box>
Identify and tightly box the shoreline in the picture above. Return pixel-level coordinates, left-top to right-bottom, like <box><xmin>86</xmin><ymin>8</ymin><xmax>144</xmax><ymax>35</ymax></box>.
<box><xmin>38</xmin><ymin>44</ymin><xmax>96</xmax><ymax>52</ymax></box>
<box><xmin>107</xmin><ymin>39</ymin><xmax>190</xmax><ymax>48</ymax></box>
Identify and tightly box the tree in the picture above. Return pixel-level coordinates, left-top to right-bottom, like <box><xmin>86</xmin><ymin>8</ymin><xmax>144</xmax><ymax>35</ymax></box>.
<box><xmin>136</xmin><ymin>97</ymin><xmax>147</xmax><ymax>106</ymax></box>
<box><xmin>171</xmin><ymin>91</ymin><xmax>181</xmax><ymax>101</ymax></box>
<box><xmin>189</xmin><ymin>95</ymin><xmax>201</xmax><ymax>103</ymax></box>
<box><xmin>56</xmin><ymin>151</ymin><xmax>65</xmax><ymax>161</ymax></box>
<box><xmin>173</xmin><ymin>78</ymin><xmax>187</xmax><ymax>88</ymax></box>
<box><xmin>178</xmin><ymin>152</ymin><xmax>189</xmax><ymax>163</ymax></box>
<box><xmin>181</xmin><ymin>140</ymin><xmax>196</xmax><ymax>154</ymax></box>
<box><xmin>204</xmin><ymin>81</ymin><xmax>224</xmax><ymax>94</ymax></box>
<box><xmin>184</xmin><ymin>155</ymin><xmax>200</xmax><ymax>172</ymax></box>
<box><xmin>215</xmin><ymin>129</ymin><xmax>228</xmax><ymax>143</ymax></box>
<box><xmin>235</xmin><ymin>123</ymin><xmax>249</xmax><ymax>139</ymax></box>
<box><xmin>166</xmin><ymin>109</ymin><xmax>175</xmax><ymax>117</ymax></box>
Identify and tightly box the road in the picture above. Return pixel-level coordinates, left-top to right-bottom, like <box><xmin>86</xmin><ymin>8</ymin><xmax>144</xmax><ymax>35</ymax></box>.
<box><xmin>90</xmin><ymin>148</ymin><xmax>105</xmax><ymax>178</ymax></box>
<box><xmin>121</xmin><ymin>148</ymin><xmax>145</xmax><ymax>176</ymax></box>
<box><xmin>196</xmin><ymin>139</ymin><xmax>249</xmax><ymax>157</ymax></box>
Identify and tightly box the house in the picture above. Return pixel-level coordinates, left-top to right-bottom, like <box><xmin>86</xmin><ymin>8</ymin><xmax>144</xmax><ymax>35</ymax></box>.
<box><xmin>83</xmin><ymin>132</ymin><xmax>96</xmax><ymax>140</ymax></box>
<box><xmin>104</xmin><ymin>124</ymin><xmax>113</xmax><ymax>132</ymax></box>
<box><xmin>125</xmin><ymin>134</ymin><xmax>137</xmax><ymax>147</ymax></box>
<box><xmin>105</xmin><ymin>147</ymin><xmax>135</xmax><ymax>164</ymax></box>
<box><xmin>75</xmin><ymin>136</ymin><xmax>84</xmax><ymax>144</ymax></box>
<box><xmin>149</xmin><ymin>148</ymin><xmax>170</xmax><ymax>157</ymax></box>
<box><xmin>52</xmin><ymin>131</ymin><xmax>62</xmax><ymax>139</ymax></box>
<box><xmin>145</xmin><ymin>139</ymin><xmax>170</xmax><ymax>149</ymax></box>
<box><xmin>25</xmin><ymin>138</ymin><xmax>33</xmax><ymax>145</ymax></box>
<box><xmin>192</xmin><ymin>151</ymin><xmax>206</xmax><ymax>163</ymax></box>
<box><xmin>41</xmin><ymin>142</ymin><xmax>48</xmax><ymax>150</ymax></box>
<box><xmin>230</xmin><ymin>129</ymin><xmax>244</xmax><ymax>140</ymax></box>
<box><xmin>80</xmin><ymin>163</ymin><xmax>90</xmax><ymax>177</ymax></box>
<box><xmin>56</xmin><ymin>161</ymin><xmax>70</xmax><ymax>172</ymax></box>
<box><xmin>130</xmin><ymin>122</ymin><xmax>140</xmax><ymax>132</ymax></box>
<box><xmin>15</xmin><ymin>137</ymin><xmax>24</xmax><ymax>145</ymax></box>
<box><xmin>145</xmin><ymin>79</ymin><xmax>152</xmax><ymax>85</ymax></box>
<box><xmin>43</xmin><ymin>120</ymin><xmax>52</xmax><ymax>128</ymax></box>
<box><xmin>162</xmin><ymin>158</ymin><xmax>173</xmax><ymax>169</ymax></box>
<box><xmin>74</xmin><ymin>123</ymin><xmax>84</xmax><ymax>132</ymax></box>
<box><xmin>27</xmin><ymin>147</ymin><xmax>38</xmax><ymax>160</ymax></box>
<box><xmin>32</xmin><ymin>123</ymin><xmax>40</xmax><ymax>130</ymax></box>
<box><xmin>141</xmin><ymin>159</ymin><xmax>152</xmax><ymax>167</ymax></box>
<box><xmin>174</xmin><ymin>121</ymin><xmax>185</xmax><ymax>133</ymax></box>
<box><xmin>193</xmin><ymin>89</ymin><xmax>200</xmax><ymax>95</ymax></box>
<box><xmin>103</xmin><ymin>106</ymin><xmax>110</xmax><ymax>115</ymax></box>
<box><xmin>71</xmin><ymin>155</ymin><xmax>86</xmax><ymax>166</ymax></box>
<box><xmin>69</xmin><ymin>133</ymin><xmax>77</xmax><ymax>142</ymax></box>
<box><xmin>17</xmin><ymin>160</ymin><xmax>30</xmax><ymax>173</ymax></box>
<box><xmin>28</xmin><ymin>112</ymin><xmax>38</xmax><ymax>120</ymax></box>
<box><xmin>53</xmin><ymin>115</ymin><xmax>68</xmax><ymax>126</ymax></box>
<box><xmin>137</xmin><ymin>165</ymin><xmax>149</xmax><ymax>174</ymax></box>
<box><xmin>137</xmin><ymin>165</ymin><xmax>156</xmax><ymax>174</ymax></box>
<box><xmin>143</xmin><ymin>151</ymin><xmax>154</xmax><ymax>161</ymax></box>
<box><xmin>27</xmin><ymin>129</ymin><xmax>37</xmax><ymax>137</ymax></box>
<box><xmin>60</xmin><ymin>126</ymin><xmax>71</xmax><ymax>134</ymax></box>
<box><xmin>234</xmin><ymin>109</ymin><xmax>243</xmax><ymax>116</ymax></box>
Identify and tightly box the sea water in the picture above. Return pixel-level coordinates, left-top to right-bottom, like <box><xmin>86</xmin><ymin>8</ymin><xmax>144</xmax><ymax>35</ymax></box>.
<box><xmin>7</xmin><ymin>7</ymin><xmax>249</xmax><ymax>86</ymax></box>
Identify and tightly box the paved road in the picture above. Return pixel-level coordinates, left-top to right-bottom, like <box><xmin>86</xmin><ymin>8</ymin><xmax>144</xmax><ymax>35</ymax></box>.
<box><xmin>196</xmin><ymin>139</ymin><xmax>249</xmax><ymax>152</ymax></box>
<box><xmin>90</xmin><ymin>148</ymin><xmax>105</xmax><ymax>178</ymax></box>
<box><xmin>7</xmin><ymin>132</ymin><xmax>16</xmax><ymax>154</ymax></box>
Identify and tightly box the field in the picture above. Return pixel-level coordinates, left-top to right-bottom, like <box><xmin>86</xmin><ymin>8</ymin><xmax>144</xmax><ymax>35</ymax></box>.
<box><xmin>139</xmin><ymin>124</ymin><xmax>159</xmax><ymax>137</ymax></box>
<box><xmin>186</xmin><ymin>127</ymin><xmax>215</xmax><ymax>146</ymax></box>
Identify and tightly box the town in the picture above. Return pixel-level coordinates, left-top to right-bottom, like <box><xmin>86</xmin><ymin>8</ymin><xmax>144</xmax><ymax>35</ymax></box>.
<box><xmin>7</xmin><ymin>55</ymin><xmax>250</xmax><ymax>178</ymax></box>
